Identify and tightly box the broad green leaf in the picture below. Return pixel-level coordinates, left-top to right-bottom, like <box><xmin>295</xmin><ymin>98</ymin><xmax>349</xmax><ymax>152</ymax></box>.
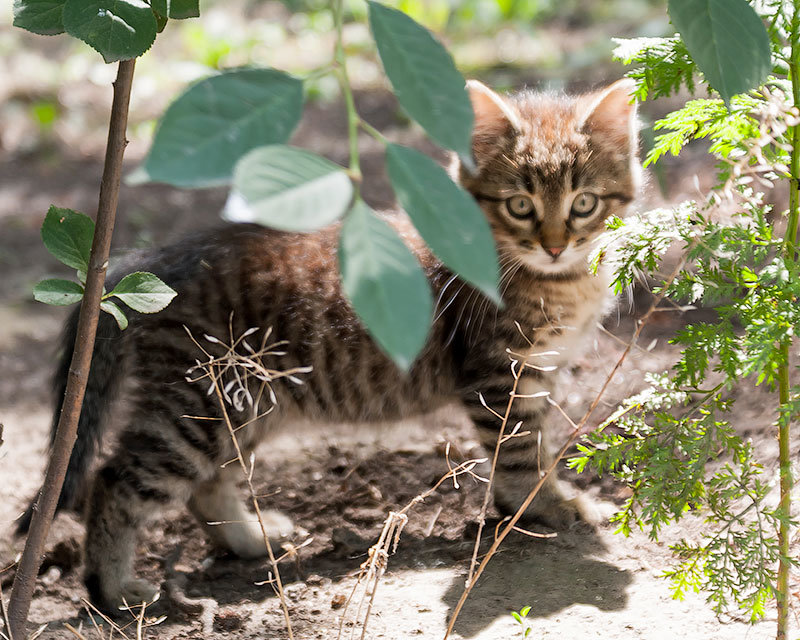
<box><xmin>367</xmin><ymin>1</ymin><xmax>473</xmax><ymax>158</ymax></box>
<box><xmin>141</xmin><ymin>69</ymin><xmax>303</xmax><ymax>187</ymax></box>
<box><xmin>41</xmin><ymin>206</ymin><xmax>95</xmax><ymax>272</ymax></box>
<box><xmin>338</xmin><ymin>200</ymin><xmax>433</xmax><ymax>371</ymax></box>
<box><xmin>13</xmin><ymin>0</ymin><xmax>65</xmax><ymax>35</ymax></box>
<box><xmin>385</xmin><ymin>144</ymin><xmax>500</xmax><ymax>303</ymax></box>
<box><xmin>229</xmin><ymin>145</ymin><xmax>352</xmax><ymax>232</ymax></box>
<box><xmin>109</xmin><ymin>271</ymin><xmax>177</xmax><ymax>312</ymax></box>
<box><xmin>668</xmin><ymin>0</ymin><xmax>770</xmax><ymax>103</ymax></box>
<box><xmin>33</xmin><ymin>279</ymin><xmax>84</xmax><ymax>305</ymax></box>
<box><xmin>150</xmin><ymin>0</ymin><xmax>199</xmax><ymax>19</ymax></box>
<box><xmin>101</xmin><ymin>299</ymin><xmax>128</xmax><ymax>329</ymax></box>
<box><xmin>62</xmin><ymin>0</ymin><xmax>157</xmax><ymax>63</ymax></box>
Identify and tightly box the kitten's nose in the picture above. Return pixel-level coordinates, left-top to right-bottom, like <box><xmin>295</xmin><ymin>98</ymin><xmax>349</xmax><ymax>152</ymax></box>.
<box><xmin>544</xmin><ymin>246</ymin><xmax>565</xmax><ymax>258</ymax></box>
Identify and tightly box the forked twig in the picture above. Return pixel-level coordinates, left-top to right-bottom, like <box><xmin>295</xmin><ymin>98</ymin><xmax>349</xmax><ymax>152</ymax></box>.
<box><xmin>162</xmin><ymin>546</ymin><xmax>216</xmax><ymax>634</ymax></box>
<box><xmin>465</xmin><ymin>332</ymin><xmax>558</xmax><ymax>585</ymax></box>
<box><xmin>185</xmin><ymin>323</ymin><xmax>307</xmax><ymax>640</ymax></box>
<box><xmin>335</xmin><ymin>456</ymin><xmax>489</xmax><ymax>640</ymax></box>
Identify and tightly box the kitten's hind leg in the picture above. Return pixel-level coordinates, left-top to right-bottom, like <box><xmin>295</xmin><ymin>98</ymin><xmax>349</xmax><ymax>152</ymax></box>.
<box><xmin>83</xmin><ymin>458</ymin><xmax>196</xmax><ymax>612</ymax></box>
<box><xmin>189</xmin><ymin>466</ymin><xmax>293</xmax><ymax>559</ymax></box>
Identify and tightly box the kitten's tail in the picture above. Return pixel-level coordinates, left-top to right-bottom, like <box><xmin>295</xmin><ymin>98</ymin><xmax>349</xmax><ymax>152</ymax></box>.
<box><xmin>15</xmin><ymin>308</ymin><xmax>124</xmax><ymax>535</ymax></box>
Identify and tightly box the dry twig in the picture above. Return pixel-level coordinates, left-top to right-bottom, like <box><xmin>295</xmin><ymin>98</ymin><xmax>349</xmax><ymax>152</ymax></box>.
<box><xmin>161</xmin><ymin>546</ymin><xmax>216</xmax><ymax>634</ymax></box>
<box><xmin>335</xmin><ymin>455</ymin><xmax>488</xmax><ymax>640</ymax></box>
<box><xmin>0</xmin><ymin>578</ymin><xmax>12</xmax><ymax>640</ymax></box>
<box><xmin>185</xmin><ymin>320</ymin><xmax>312</xmax><ymax>640</ymax></box>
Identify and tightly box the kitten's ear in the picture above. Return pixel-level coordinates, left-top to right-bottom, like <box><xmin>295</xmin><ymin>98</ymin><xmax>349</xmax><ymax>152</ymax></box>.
<box><xmin>576</xmin><ymin>78</ymin><xmax>638</xmax><ymax>151</ymax></box>
<box><xmin>467</xmin><ymin>80</ymin><xmax>522</xmax><ymax>135</ymax></box>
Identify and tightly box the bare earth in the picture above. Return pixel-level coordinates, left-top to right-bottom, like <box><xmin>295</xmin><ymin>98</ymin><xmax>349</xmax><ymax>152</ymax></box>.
<box><xmin>2</xmin><ymin>18</ymin><xmax>800</xmax><ymax>640</ymax></box>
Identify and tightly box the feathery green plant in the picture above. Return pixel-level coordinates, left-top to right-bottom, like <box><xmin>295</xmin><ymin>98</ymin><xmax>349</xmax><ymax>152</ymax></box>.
<box><xmin>573</xmin><ymin>1</ymin><xmax>799</xmax><ymax>636</ymax></box>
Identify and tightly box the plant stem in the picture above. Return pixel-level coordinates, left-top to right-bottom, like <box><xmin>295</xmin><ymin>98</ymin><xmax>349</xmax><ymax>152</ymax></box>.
<box><xmin>776</xmin><ymin>5</ymin><xmax>800</xmax><ymax>639</ymax></box>
<box><xmin>6</xmin><ymin>58</ymin><xmax>136</xmax><ymax>639</ymax></box>
<box><xmin>332</xmin><ymin>0</ymin><xmax>362</xmax><ymax>187</ymax></box>
<box><xmin>359</xmin><ymin>117</ymin><xmax>388</xmax><ymax>144</ymax></box>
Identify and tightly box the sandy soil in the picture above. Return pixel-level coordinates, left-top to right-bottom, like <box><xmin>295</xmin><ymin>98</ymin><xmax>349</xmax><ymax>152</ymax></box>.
<box><xmin>2</xmin><ymin>8</ymin><xmax>800</xmax><ymax>640</ymax></box>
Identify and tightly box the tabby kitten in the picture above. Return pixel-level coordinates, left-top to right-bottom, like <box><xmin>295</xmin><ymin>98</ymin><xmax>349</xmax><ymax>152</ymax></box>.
<box><xmin>19</xmin><ymin>79</ymin><xmax>639</xmax><ymax>611</ymax></box>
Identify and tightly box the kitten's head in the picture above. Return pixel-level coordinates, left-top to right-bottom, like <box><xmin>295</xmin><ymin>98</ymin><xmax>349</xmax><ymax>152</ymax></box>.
<box><xmin>455</xmin><ymin>79</ymin><xmax>640</xmax><ymax>276</ymax></box>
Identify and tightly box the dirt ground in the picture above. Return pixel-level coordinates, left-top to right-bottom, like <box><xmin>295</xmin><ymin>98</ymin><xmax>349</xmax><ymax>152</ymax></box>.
<box><xmin>3</xmin><ymin>5</ymin><xmax>800</xmax><ymax>640</ymax></box>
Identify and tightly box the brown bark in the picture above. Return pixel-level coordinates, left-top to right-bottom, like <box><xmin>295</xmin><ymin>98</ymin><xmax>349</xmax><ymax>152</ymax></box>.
<box><xmin>6</xmin><ymin>58</ymin><xmax>136</xmax><ymax>639</ymax></box>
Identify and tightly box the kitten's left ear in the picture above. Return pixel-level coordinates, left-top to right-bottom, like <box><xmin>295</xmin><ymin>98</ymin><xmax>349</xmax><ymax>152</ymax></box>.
<box><xmin>576</xmin><ymin>78</ymin><xmax>638</xmax><ymax>152</ymax></box>
<box><xmin>467</xmin><ymin>79</ymin><xmax>523</xmax><ymax>134</ymax></box>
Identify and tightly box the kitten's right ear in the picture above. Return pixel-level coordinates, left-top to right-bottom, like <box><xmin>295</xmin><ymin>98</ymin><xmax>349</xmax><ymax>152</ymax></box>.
<box><xmin>467</xmin><ymin>80</ymin><xmax>522</xmax><ymax>136</ymax></box>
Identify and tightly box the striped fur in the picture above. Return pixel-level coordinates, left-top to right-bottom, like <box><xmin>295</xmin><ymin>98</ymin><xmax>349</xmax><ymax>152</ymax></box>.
<box><xmin>23</xmin><ymin>80</ymin><xmax>639</xmax><ymax>610</ymax></box>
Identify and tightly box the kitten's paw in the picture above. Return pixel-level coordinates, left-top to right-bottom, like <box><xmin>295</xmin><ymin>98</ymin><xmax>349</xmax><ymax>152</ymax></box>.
<box><xmin>85</xmin><ymin>573</ymin><xmax>160</xmax><ymax>613</ymax></box>
<box><xmin>225</xmin><ymin>510</ymin><xmax>294</xmax><ymax>559</ymax></box>
<box><xmin>261</xmin><ymin>509</ymin><xmax>294</xmax><ymax>541</ymax></box>
<box><xmin>494</xmin><ymin>477</ymin><xmax>605</xmax><ymax>530</ymax></box>
<box><xmin>118</xmin><ymin>579</ymin><xmax>161</xmax><ymax>608</ymax></box>
<box><xmin>559</xmin><ymin>494</ymin><xmax>602</xmax><ymax>527</ymax></box>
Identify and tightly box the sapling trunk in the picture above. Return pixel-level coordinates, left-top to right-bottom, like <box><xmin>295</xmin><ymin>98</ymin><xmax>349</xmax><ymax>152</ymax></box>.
<box><xmin>6</xmin><ymin>58</ymin><xmax>136</xmax><ymax>639</ymax></box>
<box><xmin>776</xmin><ymin>6</ymin><xmax>800</xmax><ymax>639</ymax></box>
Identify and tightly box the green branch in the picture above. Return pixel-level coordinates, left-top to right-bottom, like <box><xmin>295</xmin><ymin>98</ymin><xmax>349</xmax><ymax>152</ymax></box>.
<box><xmin>333</xmin><ymin>0</ymin><xmax>362</xmax><ymax>188</ymax></box>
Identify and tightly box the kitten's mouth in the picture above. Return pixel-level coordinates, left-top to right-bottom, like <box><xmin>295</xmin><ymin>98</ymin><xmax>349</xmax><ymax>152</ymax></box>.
<box><xmin>518</xmin><ymin>245</ymin><xmax>587</xmax><ymax>274</ymax></box>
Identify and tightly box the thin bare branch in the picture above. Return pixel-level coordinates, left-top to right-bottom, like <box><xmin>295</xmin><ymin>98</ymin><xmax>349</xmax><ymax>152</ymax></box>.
<box><xmin>8</xmin><ymin>58</ymin><xmax>137</xmax><ymax>639</ymax></box>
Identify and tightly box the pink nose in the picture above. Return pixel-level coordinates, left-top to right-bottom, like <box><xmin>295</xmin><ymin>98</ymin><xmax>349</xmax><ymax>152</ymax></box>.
<box><xmin>544</xmin><ymin>246</ymin><xmax>564</xmax><ymax>258</ymax></box>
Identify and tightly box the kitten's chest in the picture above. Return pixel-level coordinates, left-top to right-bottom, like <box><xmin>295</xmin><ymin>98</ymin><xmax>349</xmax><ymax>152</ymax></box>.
<box><xmin>505</xmin><ymin>267</ymin><xmax>613</xmax><ymax>367</ymax></box>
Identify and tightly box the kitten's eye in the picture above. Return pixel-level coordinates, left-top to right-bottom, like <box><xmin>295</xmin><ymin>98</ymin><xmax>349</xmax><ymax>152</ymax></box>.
<box><xmin>571</xmin><ymin>192</ymin><xmax>599</xmax><ymax>217</ymax></box>
<box><xmin>506</xmin><ymin>195</ymin><xmax>535</xmax><ymax>219</ymax></box>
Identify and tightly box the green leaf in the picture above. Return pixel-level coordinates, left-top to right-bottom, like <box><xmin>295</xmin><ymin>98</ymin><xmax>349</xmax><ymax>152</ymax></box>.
<box><xmin>385</xmin><ymin>144</ymin><xmax>500</xmax><ymax>303</ymax></box>
<box><xmin>229</xmin><ymin>145</ymin><xmax>352</xmax><ymax>232</ymax></box>
<box><xmin>13</xmin><ymin>0</ymin><xmax>65</xmax><ymax>35</ymax></box>
<box><xmin>101</xmin><ymin>299</ymin><xmax>128</xmax><ymax>329</ymax></box>
<box><xmin>62</xmin><ymin>0</ymin><xmax>157</xmax><ymax>63</ymax></box>
<box><xmin>33</xmin><ymin>279</ymin><xmax>84</xmax><ymax>305</ymax></box>
<box><xmin>109</xmin><ymin>271</ymin><xmax>177</xmax><ymax>312</ymax></box>
<box><xmin>140</xmin><ymin>69</ymin><xmax>303</xmax><ymax>188</ymax></box>
<box><xmin>150</xmin><ymin>0</ymin><xmax>198</xmax><ymax>19</ymax></box>
<box><xmin>41</xmin><ymin>206</ymin><xmax>95</xmax><ymax>271</ymax></box>
<box><xmin>668</xmin><ymin>0</ymin><xmax>770</xmax><ymax>103</ymax></box>
<box><xmin>166</xmin><ymin>0</ymin><xmax>198</xmax><ymax>18</ymax></box>
<box><xmin>368</xmin><ymin>1</ymin><xmax>473</xmax><ymax>157</ymax></box>
<box><xmin>511</xmin><ymin>612</ymin><xmax>522</xmax><ymax>624</ymax></box>
<box><xmin>520</xmin><ymin>606</ymin><xmax>531</xmax><ymax>617</ymax></box>
<box><xmin>338</xmin><ymin>200</ymin><xmax>433</xmax><ymax>371</ymax></box>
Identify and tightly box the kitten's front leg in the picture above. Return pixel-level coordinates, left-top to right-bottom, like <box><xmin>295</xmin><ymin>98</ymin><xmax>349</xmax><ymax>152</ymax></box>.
<box><xmin>463</xmin><ymin>374</ymin><xmax>600</xmax><ymax>529</ymax></box>
<box><xmin>189</xmin><ymin>466</ymin><xmax>293</xmax><ymax>558</ymax></box>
